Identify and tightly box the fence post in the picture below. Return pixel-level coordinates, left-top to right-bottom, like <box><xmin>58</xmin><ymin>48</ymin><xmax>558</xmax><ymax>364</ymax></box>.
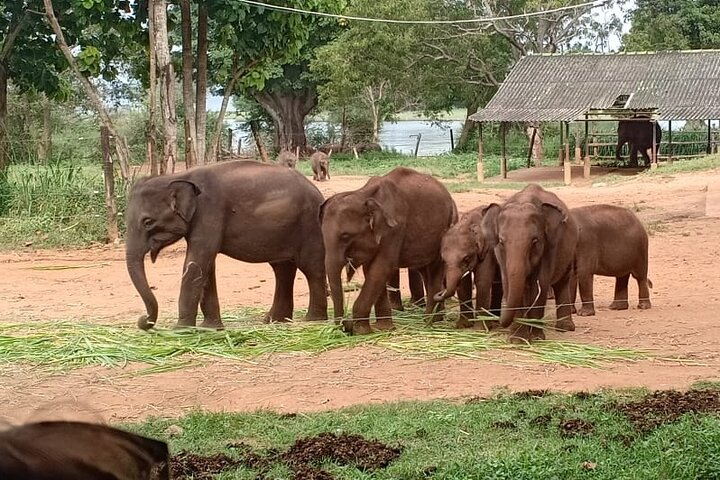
<box><xmin>411</xmin><ymin>133</ymin><xmax>422</xmax><ymax>157</ymax></box>
<box><xmin>583</xmin><ymin>116</ymin><xmax>591</xmax><ymax>179</ymax></box>
<box><xmin>476</xmin><ymin>122</ymin><xmax>484</xmax><ymax>183</ymax></box>
<box><xmin>668</xmin><ymin>120</ymin><xmax>673</xmax><ymax>164</ymax></box>
<box><xmin>500</xmin><ymin>122</ymin><xmax>507</xmax><ymax>179</ymax></box>
<box><xmin>449</xmin><ymin>128</ymin><xmax>454</xmax><ymax>151</ymax></box>
<box><xmin>563</xmin><ymin>122</ymin><xmax>571</xmax><ymax>185</ymax></box>
<box><xmin>100</xmin><ymin>126</ymin><xmax>118</xmax><ymax>244</ymax></box>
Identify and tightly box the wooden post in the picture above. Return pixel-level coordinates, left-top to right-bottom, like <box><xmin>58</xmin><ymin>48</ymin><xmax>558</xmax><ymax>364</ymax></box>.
<box><xmin>668</xmin><ymin>120</ymin><xmax>673</xmax><ymax>164</ymax></box>
<box><xmin>500</xmin><ymin>122</ymin><xmax>507</xmax><ymax>179</ymax></box>
<box><xmin>583</xmin><ymin>116</ymin><xmax>591</xmax><ymax>179</ymax></box>
<box><xmin>708</xmin><ymin>120</ymin><xmax>712</xmax><ymax>155</ymax></box>
<box><xmin>526</xmin><ymin>127</ymin><xmax>537</xmax><ymax>168</ymax></box>
<box><xmin>563</xmin><ymin>122</ymin><xmax>571</xmax><ymax>185</ymax></box>
<box><xmin>227</xmin><ymin>128</ymin><xmax>233</xmax><ymax>153</ymax></box>
<box><xmin>100</xmin><ymin>126</ymin><xmax>118</xmax><ymax>243</ymax></box>
<box><xmin>295</xmin><ymin>146</ymin><xmax>300</xmax><ymax>162</ymax></box>
<box><xmin>574</xmin><ymin>123</ymin><xmax>581</xmax><ymax>165</ymax></box>
<box><xmin>650</xmin><ymin>119</ymin><xmax>658</xmax><ymax>170</ymax></box>
<box><xmin>592</xmin><ymin>124</ymin><xmax>598</xmax><ymax>158</ymax></box>
<box><xmin>449</xmin><ymin>128</ymin><xmax>454</xmax><ymax>151</ymax></box>
<box><xmin>412</xmin><ymin>133</ymin><xmax>422</xmax><ymax>157</ymax></box>
<box><xmin>476</xmin><ymin>122</ymin><xmax>484</xmax><ymax>182</ymax></box>
<box><xmin>237</xmin><ymin>137</ymin><xmax>242</xmax><ymax>154</ymax></box>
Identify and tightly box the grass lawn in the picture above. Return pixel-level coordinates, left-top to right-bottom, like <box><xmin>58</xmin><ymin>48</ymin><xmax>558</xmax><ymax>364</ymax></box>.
<box><xmin>127</xmin><ymin>385</ymin><xmax>720</xmax><ymax>479</ymax></box>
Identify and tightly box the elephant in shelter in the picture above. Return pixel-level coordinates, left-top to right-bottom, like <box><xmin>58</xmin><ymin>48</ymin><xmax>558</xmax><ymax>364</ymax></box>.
<box><xmin>481</xmin><ymin>184</ymin><xmax>578</xmax><ymax>343</ymax></box>
<box><xmin>0</xmin><ymin>421</ymin><xmax>169</xmax><ymax>479</ymax></box>
<box><xmin>570</xmin><ymin>204</ymin><xmax>652</xmax><ymax>316</ymax></box>
<box><xmin>434</xmin><ymin>206</ymin><xmax>503</xmax><ymax>330</ymax></box>
<box><xmin>320</xmin><ymin>167</ymin><xmax>457</xmax><ymax>335</ymax></box>
<box><xmin>615</xmin><ymin>116</ymin><xmax>662</xmax><ymax>167</ymax></box>
<box><xmin>125</xmin><ymin>161</ymin><xmax>328</xmax><ymax>330</ymax></box>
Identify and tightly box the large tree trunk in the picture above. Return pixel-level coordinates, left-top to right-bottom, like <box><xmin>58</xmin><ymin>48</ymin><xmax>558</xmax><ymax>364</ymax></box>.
<box><xmin>254</xmin><ymin>88</ymin><xmax>317</xmax><ymax>153</ymax></box>
<box><xmin>527</xmin><ymin>122</ymin><xmax>544</xmax><ymax>166</ymax></box>
<box><xmin>43</xmin><ymin>0</ymin><xmax>131</xmax><ymax>181</ymax></box>
<box><xmin>195</xmin><ymin>3</ymin><xmax>208</xmax><ymax>165</ymax></box>
<box><xmin>0</xmin><ymin>63</ymin><xmax>8</xmax><ymax>172</ymax></box>
<box><xmin>456</xmin><ymin>101</ymin><xmax>480</xmax><ymax>152</ymax></box>
<box><xmin>146</xmin><ymin>0</ymin><xmax>158</xmax><ymax>176</ymax></box>
<box><xmin>179</xmin><ymin>0</ymin><xmax>197</xmax><ymax>168</ymax></box>
<box><xmin>151</xmin><ymin>0</ymin><xmax>177</xmax><ymax>174</ymax></box>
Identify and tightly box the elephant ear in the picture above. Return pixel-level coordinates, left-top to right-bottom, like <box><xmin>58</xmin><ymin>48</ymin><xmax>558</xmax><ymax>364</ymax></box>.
<box><xmin>541</xmin><ymin>202</ymin><xmax>568</xmax><ymax>244</ymax></box>
<box><xmin>365</xmin><ymin>197</ymin><xmax>398</xmax><ymax>244</ymax></box>
<box><xmin>169</xmin><ymin>180</ymin><xmax>201</xmax><ymax>224</ymax></box>
<box><xmin>479</xmin><ymin>203</ymin><xmax>501</xmax><ymax>249</ymax></box>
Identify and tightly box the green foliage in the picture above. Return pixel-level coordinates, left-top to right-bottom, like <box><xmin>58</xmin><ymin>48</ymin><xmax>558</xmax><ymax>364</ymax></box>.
<box><xmin>129</xmin><ymin>389</ymin><xmax>720</xmax><ymax>479</ymax></box>
<box><xmin>623</xmin><ymin>0</ymin><xmax>720</xmax><ymax>51</ymax></box>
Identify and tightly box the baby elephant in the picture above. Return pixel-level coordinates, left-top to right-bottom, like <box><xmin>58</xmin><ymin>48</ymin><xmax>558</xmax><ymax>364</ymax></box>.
<box><xmin>570</xmin><ymin>204</ymin><xmax>652</xmax><ymax>316</ymax></box>
<box><xmin>311</xmin><ymin>150</ymin><xmax>330</xmax><ymax>181</ymax></box>
<box><xmin>276</xmin><ymin>149</ymin><xmax>297</xmax><ymax>169</ymax></box>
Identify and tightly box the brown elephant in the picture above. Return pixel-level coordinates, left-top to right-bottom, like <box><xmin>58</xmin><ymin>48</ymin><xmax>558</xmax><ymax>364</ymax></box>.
<box><xmin>570</xmin><ymin>204</ymin><xmax>652</xmax><ymax>316</ymax></box>
<box><xmin>276</xmin><ymin>150</ymin><xmax>297</xmax><ymax>169</ymax></box>
<box><xmin>125</xmin><ymin>161</ymin><xmax>328</xmax><ymax>330</ymax></box>
<box><xmin>320</xmin><ymin>167</ymin><xmax>457</xmax><ymax>334</ymax></box>
<box><xmin>480</xmin><ymin>184</ymin><xmax>578</xmax><ymax>342</ymax></box>
<box><xmin>434</xmin><ymin>206</ymin><xmax>503</xmax><ymax>329</ymax></box>
<box><xmin>616</xmin><ymin>116</ymin><xmax>662</xmax><ymax>167</ymax></box>
<box><xmin>0</xmin><ymin>421</ymin><xmax>169</xmax><ymax>479</ymax></box>
<box><xmin>310</xmin><ymin>150</ymin><xmax>330</xmax><ymax>181</ymax></box>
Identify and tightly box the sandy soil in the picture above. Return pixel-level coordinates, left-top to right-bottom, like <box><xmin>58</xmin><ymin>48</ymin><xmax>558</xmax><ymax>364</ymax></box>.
<box><xmin>1</xmin><ymin>165</ymin><xmax>719</xmax><ymax>424</ymax></box>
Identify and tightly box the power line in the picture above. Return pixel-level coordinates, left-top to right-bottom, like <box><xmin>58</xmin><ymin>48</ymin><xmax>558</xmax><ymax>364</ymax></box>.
<box><xmin>237</xmin><ymin>0</ymin><xmax>609</xmax><ymax>25</ymax></box>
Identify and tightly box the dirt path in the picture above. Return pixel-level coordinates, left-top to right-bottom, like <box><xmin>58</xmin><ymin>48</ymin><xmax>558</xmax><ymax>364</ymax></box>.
<box><xmin>1</xmin><ymin>168</ymin><xmax>719</xmax><ymax>424</ymax></box>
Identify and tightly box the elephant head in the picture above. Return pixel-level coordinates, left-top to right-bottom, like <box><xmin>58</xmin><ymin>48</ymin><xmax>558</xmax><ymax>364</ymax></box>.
<box><xmin>125</xmin><ymin>177</ymin><xmax>201</xmax><ymax>330</ymax></box>
<box><xmin>319</xmin><ymin>182</ymin><xmax>400</xmax><ymax>320</ymax></box>
<box><xmin>481</xmin><ymin>201</ymin><xmax>568</xmax><ymax>328</ymax></box>
<box><xmin>434</xmin><ymin>222</ymin><xmax>479</xmax><ymax>302</ymax></box>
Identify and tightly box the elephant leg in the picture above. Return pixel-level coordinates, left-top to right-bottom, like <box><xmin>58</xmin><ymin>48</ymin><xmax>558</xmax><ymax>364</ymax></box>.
<box><xmin>576</xmin><ymin>271</ymin><xmax>596</xmax><ymax>317</ymax></box>
<box><xmin>628</xmin><ymin>144</ymin><xmax>639</xmax><ymax>167</ymax></box>
<box><xmin>387</xmin><ymin>269</ymin><xmax>404</xmax><ymax>311</ymax></box>
<box><xmin>489</xmin><ymin>265</ymin><xmax>503</xmax><ymax>319</ymax></box>
<box><xmin>456</xmin><ymin>273</ymin><xmax>474</xmax><ymax>329</ymax></box>
<box><xmin>351</xmin><ymin>260</ymin><xmax>393</xmax><ymax>335</ymax></box>
<box><xmin>297</xmin><ymin>265</ymin><xmax>329</xmax><ymax>322</ymax></box>
<box><xmin>553</xmin><ymin>272</ymin><xmax>576</xmax><ymax>332</ymax></box>
<box><xmin>615</xmin><ymin>139</ymin><xmax>625</xmax><ymax>161</ymax></box>
<box><xmin>177</xmin><ymin>252</ymin><xmax>217</xmax><ymax>327</ymax></box>
<box><xmin>409</xmin><ymin>268</ymin><xmax>426</xmax><ymax>307</ymax></box>
<box><xmin>636</xmin><ymin>274</ymin><xmax>652</xmax><ymax>310</ymax></box>
<box><xmin>640</xmin><ymin>145</ymin><xmax>652</xmax><ymax>166</ymax></box>
<box><xmin>199</xmin><ymin>260</ymin><xmax>224</xmax><ymax>329</ymax></box>
<box><xmin>373</xmin><ymin>289</ymin><xmax>395</xmax><ymax>331</ymax></box>
<box><xmin>265</xmin><ymin>261</ymin><xmax>296</xmax><ymax>322</ymax></box>
<box><xmin>609</xmin><ymin>274</ymin><xmax>630</xmax><ymax>310</ymax></box>
<box><xmin>421</xmin><ymin>259</ymin><xmax>446</xmax><ymax>324</ymax></box>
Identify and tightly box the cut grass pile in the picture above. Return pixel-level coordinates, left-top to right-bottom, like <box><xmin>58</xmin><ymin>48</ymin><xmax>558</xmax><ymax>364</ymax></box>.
<box><xmin>0</xmin><ymin>306</ymin><xmax>650</xmax><ymax>374</ymax></box>
<box><xmin>129</xmin><ymin>385</ymin><xmax>720</xmax><ymax>479</ymax></box>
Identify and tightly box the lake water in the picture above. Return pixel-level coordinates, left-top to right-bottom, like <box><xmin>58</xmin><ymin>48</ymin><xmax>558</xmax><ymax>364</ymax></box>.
<box><xmin>226</xmin><ymin>119</ymin><xmax>465</xmax><ymax>157</ymax></box>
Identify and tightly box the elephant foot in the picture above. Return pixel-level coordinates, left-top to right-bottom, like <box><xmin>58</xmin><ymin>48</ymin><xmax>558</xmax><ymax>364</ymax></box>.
<box><xmin>374</xmin><ymin>318</ymin><xmax>395</xmax><ymax>331</ymax></box>
<box><xmin>455</xmin><ymin>317</ymin><xmax>473</xmax><ymax>329</ymax></box>
<box><xmin>263</xmin><ymin>312</ymin><xmax>292</xmax><ymax>324</ymax></box>
<box><xmin>199</xmin><ymin>319</ymin><xmax>225</xmax><ymax>330</ymax></box>
<box><xmin>556</xmin><ymin>317</ymin><xmax>576</xmax><ymax>332</ymax></box>
<box><xmin>346</xmin><ymin>319</ymin><xmax>373</xmax><ymax>336</ymax></box>
<box><xmin>638</xmin><ymin>299</ymin><xmax>652</xmax><ymax>310</ymax></box>
<box><xmin>608</xmin><ymin>300</ymin><xmax>629</xmax><ymax>310</ymax></box>
<box><xmin>508</xmin><ymin>323</ymin><xmax>545</xmax><ymax>343</ymax></box>
<box><xmin>303</xmin><ymin>309</ymin><xmax>329</xmax><ymax>322</ymax></box>
<box><xmin>475</xmin><ymin>319</ymin><xmax>500</xmax><ymax>331</ymax></box>
<box><xmin>577</xmin><ymin>306</ymin><xmax>596</xmax><ymax>317</ymax></box>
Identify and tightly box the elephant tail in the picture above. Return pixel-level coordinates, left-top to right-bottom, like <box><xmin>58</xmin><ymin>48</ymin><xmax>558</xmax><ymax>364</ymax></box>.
<box><xmin>648</xmin><ymin>278</ymin><xmax>653</xmax><ymax>289</ymax></box>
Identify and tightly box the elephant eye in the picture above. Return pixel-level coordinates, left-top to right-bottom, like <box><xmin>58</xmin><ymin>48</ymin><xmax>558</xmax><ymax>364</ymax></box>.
<box><xmin>531</xmin><ymin>237</ymin><xmax>539</xmax><ymax>245</ymax></box>
<box><xmin>340</xmin><ymin>232</ymin><xmax>351</xmax><ymax>241</ymax></box>
<box><xmin>142</xmin><ymin>217</ymin><xmax>154</xmax><ymax>230</ymax></box>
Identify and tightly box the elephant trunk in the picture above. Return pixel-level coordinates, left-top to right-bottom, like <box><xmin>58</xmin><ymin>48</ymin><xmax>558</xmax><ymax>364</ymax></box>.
<box><xmin>499</xmin><ymin>261</ymin><xmax>528</xmax><ymax>328</ymax></box>
<box><xmin>326</xmin><ymin>254</ymin><xmax>346</xmax><ymax>320</ymax></box>
<box><xmin>433</xmin><ymin>265</ymin><xmax>464</xmax><ymax>302</ymax></box>
<box><xmin>126</xmin><ymin>245</ymin><xmax>159</xmax><ymax>330</ymax></box>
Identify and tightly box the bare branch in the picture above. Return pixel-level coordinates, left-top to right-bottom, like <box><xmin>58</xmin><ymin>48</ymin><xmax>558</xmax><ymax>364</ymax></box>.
<box><xmin>0</xmin><ymin>11</ymin><xmax>29</xmax><ymax>63</ymax></box>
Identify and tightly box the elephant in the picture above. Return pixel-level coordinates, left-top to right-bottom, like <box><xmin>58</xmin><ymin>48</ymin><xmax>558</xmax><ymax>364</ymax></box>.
<box><xmin>320</xmin><ymin>167</ymin><xmax>458</xmax><ymax>335</ymax></box>
<box><xmin>481</xmin><ymin>184</ymin><xmax>578</xmax><ymax>343</ymax></box>
<box><xmin>310</xmin><ymin>150</ymin><xmax>331</xmax><ymax>181</ymax></box>
<box><xmin>570</xmin><ymin>204</ymin><xmax>652</xmax><ymax>316</ymax></box>
<box><xmin>0</xmin><ymin>421</ymin><xmax>169</xmax><ymax>479</ymax></box>
<box><xmin>125</xmin><ymin>161</ymin><xmax>328</xmax><ymax>330</ymax></box>
<box><xmin>434</xmin><ymin>206</ymin><xmax>503</xmax><ymax>330</ymax></box>
<box><xmin>387</xmin><ymin>268</ymin><xmax>426</xmax><ymax>310</ymax></box>
<box><xmin>615</xmin><ymin>116</ymin><xmax>662</xmax><ymax>167</ymax></box>
<box><xmin>276</xmin><ymin>149</ymin><xmax>297</xmax><ymax>169</ymax></box>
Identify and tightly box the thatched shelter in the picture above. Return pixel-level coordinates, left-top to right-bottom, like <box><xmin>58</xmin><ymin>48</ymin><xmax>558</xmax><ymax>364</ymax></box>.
<box><xmin>470</xmin><ymin>50</ymin><xmax>720</xmax><ymax>183</ymax></box>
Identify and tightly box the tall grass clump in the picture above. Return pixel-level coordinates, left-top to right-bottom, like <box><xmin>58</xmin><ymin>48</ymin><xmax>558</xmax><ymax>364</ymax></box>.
<box><xmin>0</xmin><ymin>163</ymin><xmax>123</xmax><ymax>248</ymax></box>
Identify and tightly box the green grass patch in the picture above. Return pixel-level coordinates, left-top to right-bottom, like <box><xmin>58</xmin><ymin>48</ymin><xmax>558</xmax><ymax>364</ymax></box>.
<box><xmin>0</xmin><ymin>306</ymin><xmax>654</xmax><ymax>374</ymax></box>
<box><xmin>642</xmin><ymin>154</ymin><xmax>720</xmax><ymax>176</ymax></box>
<box><xmin>125</xmin><ymin>387</ymin><xmax>720</xmax><ymax>479</ymax></box>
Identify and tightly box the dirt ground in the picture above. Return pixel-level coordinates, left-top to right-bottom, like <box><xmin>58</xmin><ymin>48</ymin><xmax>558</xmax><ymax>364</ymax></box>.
<box><xmin>0</xmin><ymin>165</ymin><xmax>719</xmax><ymax>424</ymax></box>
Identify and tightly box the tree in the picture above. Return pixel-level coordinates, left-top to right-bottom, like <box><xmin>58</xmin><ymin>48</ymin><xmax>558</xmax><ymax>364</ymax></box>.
<box><xmin>623</xmin><ymin>0</ymin><xmax>720</xmax><ymax>51</ymax></box>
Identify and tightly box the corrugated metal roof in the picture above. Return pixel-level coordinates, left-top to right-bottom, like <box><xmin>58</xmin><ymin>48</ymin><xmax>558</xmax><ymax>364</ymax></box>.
<box><xmin>471</xmin><ymin>50</ymin><xmax>720</xmax><ymax>122</ymax></box>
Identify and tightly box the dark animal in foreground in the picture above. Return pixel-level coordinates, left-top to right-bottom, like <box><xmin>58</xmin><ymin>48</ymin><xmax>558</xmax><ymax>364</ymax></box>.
<box><xmin>126</xmin><ymin>161</ymin><xmax>328</xmax><ymax>330</ymax></box>
<box><xmin>616</xmin><ymin>117</ymin><xmax>662</xmax><ymax>167</ymax></box>
<box><xmin>310</xmin><ymin>150</ymin><xmax>331</xmax><ymax>181</ymax></box>
<box><xmin>570</xmin><ymin>204</ymin><xmax>652</xmax><ymax>316</ymax></box>
<box><xmin>0</xmin><ymin>421</ymin><xmax>169</xmax><ymax>479</ymax></box>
